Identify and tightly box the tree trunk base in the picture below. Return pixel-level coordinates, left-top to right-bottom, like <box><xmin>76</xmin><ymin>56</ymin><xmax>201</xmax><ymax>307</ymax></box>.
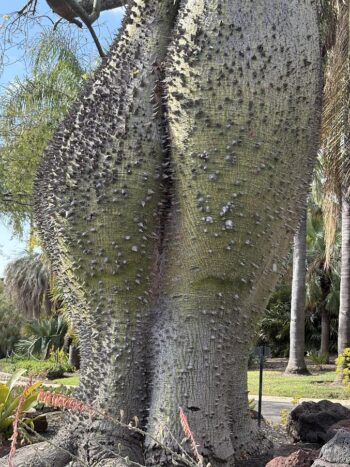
<box><xmin>145</xmin><ymin>422</ymin><xmax>272</xmax><ymax>467</ymax></box>
<box><xmin>284</xmin><ymin>367</ymin><xmax>311</xmax><ymax>375</ymax></box>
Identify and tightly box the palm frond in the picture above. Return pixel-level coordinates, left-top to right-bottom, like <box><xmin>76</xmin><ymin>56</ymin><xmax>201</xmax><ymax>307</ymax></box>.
<box><xmin>3</xmin><ymin>253</ymin><xmax>50</xmax><ymax>318</ymax></box>
<box><xmin>322</xmin><ymin>1</ymin><xmax>350</xmax><ymax>265</ymax></box>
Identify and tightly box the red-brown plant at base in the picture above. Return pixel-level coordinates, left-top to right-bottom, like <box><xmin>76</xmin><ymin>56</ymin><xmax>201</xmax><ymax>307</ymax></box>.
<box><xmin>179</xmin><ymin>407</ymin><xmax>204</xmax><ymax>465</ymax></box>
<box><xmin>8</xmin><ymin>379</ymin><xmax>32</xmax><ymax>467</ymax></box>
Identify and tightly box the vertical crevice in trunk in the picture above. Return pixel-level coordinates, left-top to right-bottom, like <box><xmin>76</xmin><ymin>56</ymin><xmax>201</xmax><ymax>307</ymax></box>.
<box><xmin>285</xmin><ymin>208</ymin><xmax>309</xmax><ymax>375</ymax></box>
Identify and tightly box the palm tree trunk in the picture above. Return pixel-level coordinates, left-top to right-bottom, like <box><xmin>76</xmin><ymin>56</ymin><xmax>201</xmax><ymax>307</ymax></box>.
<box><xmin>285</xmin><ymin>209</ymin><xmax>309</xmax><ymax>374</ymax></box>
<box><xmin>338</xmin><ymin>195</ymin><xmax>350</xmax><ymax>352</ymax></box>
<box><xmin>320</xmin><ymin>309</ymin><xmax>330</xmax><ymax>362</ymax></box>
<box><xmin>336</xmin><ymin>195</ymin><xmax>350</xmax><ymax>381</ymax></box>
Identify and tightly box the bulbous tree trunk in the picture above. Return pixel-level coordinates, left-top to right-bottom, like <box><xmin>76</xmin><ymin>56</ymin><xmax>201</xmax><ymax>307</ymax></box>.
<box><xmin>285</xmin><ymin>209</ymin><xmax>309</xmax><ymax>375</ymax></box>
<box><xmin>10</xmin><ymin>1</ymin><xmax>321</xmax><ymax>466</ymax></box>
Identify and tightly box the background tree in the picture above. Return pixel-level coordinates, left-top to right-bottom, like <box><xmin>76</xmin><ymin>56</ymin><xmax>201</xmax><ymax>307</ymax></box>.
<box><xmin>0</xmin><ymin>29</ymin><xmax>87</xmax><ymax>235</ymax></box>
<box><xmin>306</xmin><ymin>202</ymin><xmax>340</xmax><ymax>360</ymax></box>
<box><xmin>322</xmin><ymin>0</ymin><xmax>350</xmax><ymax>363</ymax></box>
<box><xmin>3</xmin><ymin>253</ymin><xmax>50</xmax><ymax>318</ymax></box>
<box><xmin>285</xmin><ymin>207</ymin><xmax>309</xmax><ymax>374</ymax></box>
<box><xmin>0</xmin><ymin>281</ymin><xmax>22</xmax><ymax>358</ymax></box>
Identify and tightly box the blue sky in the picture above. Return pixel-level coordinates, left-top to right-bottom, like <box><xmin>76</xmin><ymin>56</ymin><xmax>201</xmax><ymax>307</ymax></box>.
<box><xmin>0</xmin><ymin>1</ymin><xmax>124</xmax><ymax>277</ymax></box>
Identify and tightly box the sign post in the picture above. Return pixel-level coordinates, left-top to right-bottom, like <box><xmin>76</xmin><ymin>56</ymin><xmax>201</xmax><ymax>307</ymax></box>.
<box><xmin>253</xmin><ymin>345</ymin><xmax>271</xmax><ymax>428</ymax></box>
<box><xmin>258</xmin><ymin>345</ymin><xmax>265</xmax><ymax>427</ymax></box>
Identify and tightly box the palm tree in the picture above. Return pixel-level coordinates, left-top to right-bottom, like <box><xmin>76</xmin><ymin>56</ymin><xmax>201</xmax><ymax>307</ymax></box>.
<box><xmin>322</xmin><ymin>1</ymin><xmax>350</xmax><ymax>362</ymax></box>
<box><xmin>0</xmin><ymin>29</ymin><xmax>87</xmax><ymax>235</ymax></box>
<box><xmin>306</xmin><ymin>202</ymin><xmax>341</xmax><ymax>360</ymax></box>
<box><xmin>3</xmin><ymin>253</ymin><xmax>50</xmax><ymax>318</ymax></box>
<box><xmin>285</xmin><ymin>207</ymin><xmax>310</xmax><ymax>374</ymax></box>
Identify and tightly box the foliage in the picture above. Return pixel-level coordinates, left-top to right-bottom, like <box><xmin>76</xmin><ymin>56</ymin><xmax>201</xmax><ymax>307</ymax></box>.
<box><xmin>248</xmin><ymin>398</ymin><xmax>256</xmax><ymax>410</ymax></box>
<box><xmin>256</xmin><ymin>196</ymin><xmax>341</xmax><ymax>358</ymax></box>
<box><xmin>0</xmin><ymin>356</ymin><xmax>58</xmax><ymax>377</ymax></box>
<box><xmin>321</xmin><ymin>1</ymin><xmax>350</xmax><ymax>263</ymax></box>
<box><xmin>335</xmin><ymin>347</ymin><xmax>350</xmax><ymax>389</ymax></box>
<box><xmin>4</xmin><ymin>253</ymin><xmax>50</xmax><ymax>318</ymax></box>
<box><xmin>0</xmin><ymin>287</ymin><xmax>21</xmax><ymax>358</ymax></box>
<box><xmin>247</xmin><ymin>351</ymin><xmax>260</xmax><ymax>369</ymax></box>
<box><xmin>257</xmin><ymin>284</ymin><xmax>291</xmax><ymax>357</ymax></box>
<box><xmin>15</xmin><ymin>316</ymin><xmax>68</xmax><ymax>360</ymax></box>
<box><xmin>0</xmin><ymin>369</ymin><xmax>42</xmax><ymax>442</ymax></box>
<box><xmin>0</xmin><ymin>352</ymin><xmax>73</xmax><ymax>380</ymax></box>
<box><xmin>46</xmin><ymin>349</ymin><xmax>73</xmax><ymax>379</ymax></box>
<box><xmin>0</xmin><ymin>29</ymin><xmax>87</xmax><ymax>234</ymax></box>
<box><xmin>305</xmin><ymin>201</ymin><xmax>340</xmax><ymax>353</ymax></box>
<box><xmin>307</xmin><ymin>351</ymin><xmax>329</xmax><ymax>368</ymax></box>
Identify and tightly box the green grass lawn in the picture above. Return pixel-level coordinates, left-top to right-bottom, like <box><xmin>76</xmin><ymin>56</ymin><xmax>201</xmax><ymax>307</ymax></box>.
<box><xmin>53</xmin><ymin>376</ymin><xmax>79</xmax><ymax>385</ymax></box>
<box><xmin>248</xmin><ymin>370</ymin><xmax>350</xmax><ymax>399</ymax></box>
<box><xmin>54</xmin><ymin>370</ymin><xmax>350</xmax><ymax>399</ymax></box>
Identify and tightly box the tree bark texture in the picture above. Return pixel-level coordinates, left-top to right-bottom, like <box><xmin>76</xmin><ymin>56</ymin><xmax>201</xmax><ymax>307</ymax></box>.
<box><xmin>285</xmin><ymin>208</ymin><xmax>309</xmax><ymax>374</ymax></box>
<box><xmin>338</xmin><ymin>196</ymin><xmax>350</xmax><ymax>354</ymax></box>
<box><xmin>22</xmin><ymin>1</ymin><xmax>322</xmax><ymax>466</ymax></box>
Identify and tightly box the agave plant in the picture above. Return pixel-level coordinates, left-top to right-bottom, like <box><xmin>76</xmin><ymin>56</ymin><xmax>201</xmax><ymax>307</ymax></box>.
<box><xmin>0</xmin><ymin>369</ymin><xmax>42</xmax><ymax>442</ymax></box>
<box><xmin>15</xmin><ymin>316</ymin><xmax>68</xmax><ymax>360</ymax></box>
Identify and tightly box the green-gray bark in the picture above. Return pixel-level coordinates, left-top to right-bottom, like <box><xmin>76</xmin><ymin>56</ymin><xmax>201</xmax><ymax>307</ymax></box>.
<box><xmin>10</xmin><ymin>1</ymin><xmax>322</xmax><ymax>466</ymax></box>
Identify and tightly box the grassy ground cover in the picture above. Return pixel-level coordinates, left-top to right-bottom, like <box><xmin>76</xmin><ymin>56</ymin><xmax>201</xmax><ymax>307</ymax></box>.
<box><xmin>53</xmin><ymin>376</ymin><xmax>79</xmax><ymax>385</ymax></box>
<box><xmin>248</xmin><ymin>370</ymin><xmax>349</xmax><ymax>399</ymax></box>
<box><xmin>0</xmin><ymin>356</ymin><xmax>55</xmax><ymax>376</ymax></box>
<box><xmin>55</xmin><ymin>370</ymin><xmax>350</xmax><ymax>399</ymax></box>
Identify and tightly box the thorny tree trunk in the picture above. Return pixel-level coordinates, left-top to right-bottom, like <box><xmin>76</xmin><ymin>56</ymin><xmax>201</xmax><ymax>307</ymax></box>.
<box><xmin>285</xmin><ymin>209</ymin><xmax>309</xmax><ymax>375</ymax></box>
<box><xmin>10</xmin><ymin>1</ymin><xmax>321</xmax><ymax>466</ymax></box>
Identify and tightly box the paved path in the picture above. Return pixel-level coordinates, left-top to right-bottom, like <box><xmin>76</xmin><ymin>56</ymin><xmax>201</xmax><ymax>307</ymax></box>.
<box><xmin>250</xmin><ymin>395</ymin><xmax>350</xmax><ymax>423</ymax></box>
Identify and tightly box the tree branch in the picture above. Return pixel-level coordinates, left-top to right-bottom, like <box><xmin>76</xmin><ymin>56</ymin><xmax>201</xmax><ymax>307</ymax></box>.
<box><xmin>80</xmin><ymin>0</ymin><xmax>127</xmax><ymax>12</ymax></box>
<box><xmin>46</xmin><ymin>0</ymin><xmax>107</xmax><ymax>57</ymax></box>
<box><xmin>64</xmin><ymin>0</ymin><xmax>105</xmax><ymax>57</ymax></box>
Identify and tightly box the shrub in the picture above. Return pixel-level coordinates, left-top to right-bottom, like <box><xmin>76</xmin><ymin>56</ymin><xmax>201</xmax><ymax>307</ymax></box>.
<box><xmin>257</xmin><ymin>284</ymin><xmax>291</xmax><ymax>357</ymax></box>
<box><xmin>0</xmin><ymin>292</ymin><xmax>21</xmax><ymax>358</ymax></box>
<box><xmin>0</xmin><ymin>369</ymin><xmax>42</xmax><ymax>443</ymax></box>
<box><xmin>307</xmin><ymin>350</ymin><xmax>329</xmax><ymax>368</ymax></box>
<box><xmin>335</xmin><ymin>348</ymin><xmax>350</xmax><ymax>389</ymax></box>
